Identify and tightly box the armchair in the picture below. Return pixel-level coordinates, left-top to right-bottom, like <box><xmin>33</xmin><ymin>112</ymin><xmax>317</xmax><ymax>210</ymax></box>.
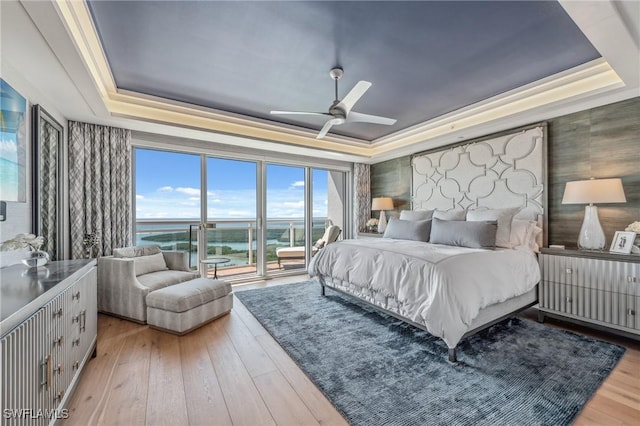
<box><xmin>276</xmin><ymin>225</ymin><xmax>341</xmax><ymax>268</ymax></box>
<box><xmin>97</xmin><ymin>246</ymin><xmax>199</xmax><ymax>323</ymax></box>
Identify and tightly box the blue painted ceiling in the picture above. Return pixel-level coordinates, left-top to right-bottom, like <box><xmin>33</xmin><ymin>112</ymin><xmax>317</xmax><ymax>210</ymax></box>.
<box><xmin>87</xmin><ymin>1</ymin><xmax>600</xmax><ymax>141</ymax></box>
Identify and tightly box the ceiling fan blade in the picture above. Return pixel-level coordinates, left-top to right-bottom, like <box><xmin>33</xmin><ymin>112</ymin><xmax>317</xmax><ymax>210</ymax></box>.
<box><xmin>337</xmin><ymin>81</ymin><xmax>372</xmax><ymax>114</ymax></box>
<box><xmin>316</xmin><ymin>118</ymin><xmax>341</xmax><ymax>139</ymax></box>
<box><xmin>270</xmin><ymin>110</ymin><xmax>328</xmax><ymax>117</ymax></box>
<box><xmin>347</xmin><ymin>111</ymin><xmax>397</xmax><ymax>125</ymax></box>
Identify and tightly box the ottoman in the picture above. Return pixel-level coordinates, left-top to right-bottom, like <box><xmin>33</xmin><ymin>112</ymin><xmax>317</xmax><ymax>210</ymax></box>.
<box><xmin>146</xmin><ymin>278</ymin><xmax>233</xmax><ymax>334</ymax></box>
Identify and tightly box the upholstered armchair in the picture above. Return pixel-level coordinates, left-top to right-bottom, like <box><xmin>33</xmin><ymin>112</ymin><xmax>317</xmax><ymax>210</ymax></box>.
<box><xmin>97</xmin><ymin>246</ymin><xmax>199</xmax><ymax>323</ymax></box>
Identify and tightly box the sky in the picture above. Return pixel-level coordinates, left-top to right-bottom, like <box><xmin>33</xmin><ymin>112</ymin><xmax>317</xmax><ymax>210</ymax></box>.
<box><xmin>135</xmin><ymin>148</ymin><xmax>329</xmax><ymax>220</ymax></box>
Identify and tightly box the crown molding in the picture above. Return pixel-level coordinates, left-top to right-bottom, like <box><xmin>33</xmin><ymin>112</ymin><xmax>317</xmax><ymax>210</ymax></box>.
<box><xmin>51</xmin><ymin>0</ymin><xmax>638</xmax><ymax>163</ymax></box>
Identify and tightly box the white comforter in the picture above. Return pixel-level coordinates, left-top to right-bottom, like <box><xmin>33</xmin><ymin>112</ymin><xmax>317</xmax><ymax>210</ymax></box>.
<box><xmin>308</xmin><ymin>238</ymin><xmax>540</xmax><ymax>348</ymax></box>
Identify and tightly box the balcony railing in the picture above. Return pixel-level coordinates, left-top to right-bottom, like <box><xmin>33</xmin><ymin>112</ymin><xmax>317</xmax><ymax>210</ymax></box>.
<box><xmin>135</xmin><ymin>218</ymin><xmax>330</xmax><ymax>276</ymax></box>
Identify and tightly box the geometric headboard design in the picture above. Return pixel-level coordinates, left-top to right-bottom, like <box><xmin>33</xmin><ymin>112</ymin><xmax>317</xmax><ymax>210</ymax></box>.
<box><xmin>411</xmin><ymin>125</ymin><xmax>546</xmax><ymax>223</ymax></box>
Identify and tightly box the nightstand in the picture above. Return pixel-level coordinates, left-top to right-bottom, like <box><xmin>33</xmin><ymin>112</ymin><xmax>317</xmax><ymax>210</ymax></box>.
<box><xmin>357</xmin><ymin>232</ymin><xmax>383</xmax><ymax>239</ymax></box>
<box><xmin>538</xmin><ymin>248</ymin><xmax>640</xmax><ymax>339</ymax></box>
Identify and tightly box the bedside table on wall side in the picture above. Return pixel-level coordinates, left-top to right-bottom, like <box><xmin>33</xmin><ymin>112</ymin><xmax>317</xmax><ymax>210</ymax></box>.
<box><xmin>538</xmin><ymin>248</ymin><xmax>640</xmax><ymax>340</ymax></box>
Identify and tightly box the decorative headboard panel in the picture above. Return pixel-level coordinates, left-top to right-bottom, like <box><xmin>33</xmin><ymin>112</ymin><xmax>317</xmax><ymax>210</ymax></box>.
<box><xmin>411</xmin><ymin>125</ymin><xmax>547</xmax><ymax>235</ymax></box>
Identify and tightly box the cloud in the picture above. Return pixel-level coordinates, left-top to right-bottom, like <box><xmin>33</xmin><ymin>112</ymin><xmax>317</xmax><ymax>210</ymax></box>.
<box><xmin>188</xmin><ymin>197</ymin><xmax>200</xmax><ymax>201</ymax></box>
<box><xmin>209</xmin><ymin>198</ymin><xmax>221</xmax><ymax>203</ymax></box>
<box><xmin>290</xmin><ymin>181</ymin><xmax>305</xmax><ymax>189</ymax></box>
<box><xmin>176</xmin><ymin>187</ymin><xmax>200</xmax><ymax>196</ymax></box>
<box><xmin>283</xmin><ymin>201</ymin><xmax>305</xmax><ymax>208</ymax></box>
<box><xmin>227</xmin><ymin>210</ymin><xmax>252</xmax><ymax>217</ymax></box>
<box><xmin>136</xmin><ymin>194</ymin><xmax>144</xmax><ymax>200</ymax></box>
<box><xmin>157</xmin><ymin>186</ymin><xmax>173</xmax><ymax>192</ymax></box>
<box><xmin>141</xmin><ymin>211</ymin><xmax>170</xmax><ymax>218</ymax></box>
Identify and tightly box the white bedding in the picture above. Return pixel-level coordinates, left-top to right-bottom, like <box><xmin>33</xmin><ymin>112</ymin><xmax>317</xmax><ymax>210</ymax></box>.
<box><xmin>308</xmin><ymin>238</ymin><xmax>540</xmax><ymax>348</ymax></box>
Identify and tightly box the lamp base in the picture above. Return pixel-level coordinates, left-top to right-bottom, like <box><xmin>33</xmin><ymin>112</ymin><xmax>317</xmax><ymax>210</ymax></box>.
<box><xmin>378</xmin><ymin>210</ymin><xmax>388</xmax><ymax>234</ymax></box>
<box><xmin>577</xmin><ymin>205</ymin><xmax>605</xmax><ymax>250</ymax></box>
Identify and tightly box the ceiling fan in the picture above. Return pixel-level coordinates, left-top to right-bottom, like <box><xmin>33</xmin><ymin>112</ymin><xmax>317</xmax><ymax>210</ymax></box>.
<box><xmin>271</xmin><ymin>67</ymin><xmax>397</xmax><ymax>139</ymax></box>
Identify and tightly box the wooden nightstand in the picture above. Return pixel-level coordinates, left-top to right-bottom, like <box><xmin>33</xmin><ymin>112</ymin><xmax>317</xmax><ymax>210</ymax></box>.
<box><xmin>357</xmin><ymin>232</ymin><xmax>383</xmax><ymax>239</ymax></box>
<box><xmin>538</xmin><ymin>248</ymin><xmax>640</xmax><ymax>339</ymax></box>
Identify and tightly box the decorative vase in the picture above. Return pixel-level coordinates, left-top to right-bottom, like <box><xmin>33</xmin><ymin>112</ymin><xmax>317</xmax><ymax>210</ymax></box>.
<box><xmin>21</xmin><ymin>250</ymin><xmax>49</xmax><ymax>268</ymax></box>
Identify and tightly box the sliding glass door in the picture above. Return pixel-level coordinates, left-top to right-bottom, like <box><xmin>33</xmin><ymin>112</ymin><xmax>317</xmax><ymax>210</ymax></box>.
<box><xmin>134</xmin><ymin>149</ymin><xmax>201</xmax><ymax>269</ymax></box>
<box><xmin>135</xmin><ymin>147</ymin><xmax>347</xmax><ymax>280</ymax></box>
<box><xmin>203</xmin><ymin>157</ymin><xmax>258</xmax><ymax>278</ymax></box>
<box><xmin>266</xmin><ymin>164</ymin><xmax>306</xmax><ymax>272</ymax></box>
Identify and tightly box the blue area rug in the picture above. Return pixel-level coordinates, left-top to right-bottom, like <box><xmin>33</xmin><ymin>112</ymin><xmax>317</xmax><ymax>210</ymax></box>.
<box><xmin>235</xmin><ymin>282</ymin><xmax>625</xmax><ymax>426</ymax></box>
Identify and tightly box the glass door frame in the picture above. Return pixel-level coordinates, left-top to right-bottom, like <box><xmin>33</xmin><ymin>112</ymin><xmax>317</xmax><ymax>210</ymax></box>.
<box><xmin>132</xmin><ymin>144</ymin><xmax>350</xmax><ymax>281</ymax></box>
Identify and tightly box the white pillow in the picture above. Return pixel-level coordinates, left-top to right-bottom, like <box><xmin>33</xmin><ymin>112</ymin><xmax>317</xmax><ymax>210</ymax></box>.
<box><xmin>399</xmin><ymin>210</ymin><xmax>433</xmax><ymax>221</ymax></box>
<box><xmin>466</xmin><ymin>207</ymin><xmax>521</xmax><ymax>248</ymax></box>
<box><xmin>432</xmin><ymin>210</ymin><xmax>466</xmax><ymax>221</ymax></box>
<box><xmin>510</xmin><ymin>219</ymin><xmax>539</xmax><ymax>251</ymax></box>
<box><xmin>132</xmin><ymin>252</ymin><xmax>168</xmax><ymax>276</ymax></box>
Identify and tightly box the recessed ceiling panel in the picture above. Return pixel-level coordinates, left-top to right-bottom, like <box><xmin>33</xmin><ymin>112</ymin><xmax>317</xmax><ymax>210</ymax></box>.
<box><xmin>87</xmin><ymin>1</ymin><xmax>600</xmax><ymax>141</ymax></box>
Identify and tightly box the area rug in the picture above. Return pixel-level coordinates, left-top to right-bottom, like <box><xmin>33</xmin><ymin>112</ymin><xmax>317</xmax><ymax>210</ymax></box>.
<box><xmin>235</xmin><ymin>282</ymin><xmax>625</xmax><ymax>426</ymax></box>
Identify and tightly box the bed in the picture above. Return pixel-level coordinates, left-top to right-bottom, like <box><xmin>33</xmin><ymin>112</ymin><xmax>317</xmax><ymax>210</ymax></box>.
<box><xmin>309</xmin><ymin>125</ymin><xmax>547</xmax><ymax>362</ymax></box>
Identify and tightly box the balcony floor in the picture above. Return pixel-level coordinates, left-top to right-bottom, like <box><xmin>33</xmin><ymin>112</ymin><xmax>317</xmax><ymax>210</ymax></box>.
<box><xmin>206</xmin><ymin>260</ymin><xmax>306</xmax><ymax>280</ymax></box>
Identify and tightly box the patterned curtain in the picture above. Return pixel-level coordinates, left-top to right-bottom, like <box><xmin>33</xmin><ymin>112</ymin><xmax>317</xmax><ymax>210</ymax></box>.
<box><xmin>68</xmin><ymin>121</ymin><xmax>132</xmax><ymax>258</ymax></box>
<box><xmin>353</xmin><ymin>163</ymin><xmax>371</xmax><ymax>233</ymax></box>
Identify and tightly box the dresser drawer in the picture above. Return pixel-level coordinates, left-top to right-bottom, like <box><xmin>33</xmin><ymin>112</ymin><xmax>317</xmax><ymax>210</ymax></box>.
<box><xmin>540</xmin><ymin>254</ymin><xmax>640</xmax><ymax>296</ymax></box>
<box><xmin>540</xmin><ymin>281</ymin><xmax>639</xmax><ymax>331</ymax></box>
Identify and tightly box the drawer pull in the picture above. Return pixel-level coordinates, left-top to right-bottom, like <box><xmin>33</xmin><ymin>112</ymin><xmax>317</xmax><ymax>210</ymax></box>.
<box><xmin>627</xmin><ymin>276</ymin><xmax>637</xmax><ymax>283</ymax></box>
<box><xmin>40</xmin><ymin>355</ymin><xmax>51</xmax><ymax>388</ymax></box>
<box><xmin>81</xmin><ymin>310</ymin><xmax>87</xmax><ymax>332</ymax></box>
<box><xmin>52</xmin><ymin>308</ymin><xmax>63</xmax><ymax>318</ymax></box>
<box><xmin>72</xmin><ymin>314</ymin><xmax>80</xmax><ymax>323</ymax></box>
<box><xmin>73</xmin><ymin>361</ymin><xmax>80</xmax><ymax>370</ymax></box>
<box><xmin>628</xmin><ymin>309</ymin><xmax>636</xmax><ymax>316</ymax></box>
<box><xmin>565</xmin><ymin>296</ymin><xmax>572</xmax><ymax>303</ymax></box>
<box><xmin>72</xmin><ymin>291</ymin><xmax>81</xmax><ymax>300</ymax></box>
<box><xmin>565</xmin><ymin>268</ymin><xmax>573</xmax><ymax>275</ymax></box>
<box><xmin>53</xmin><ymin>336</ymin><xmax>64</xmax><ymax>346</ymax></box>
<box><xmin>72</xmin><ymin>338</ymin><xmax>80</xmax><ymax>347</ymax></box>
<box><xmin>54</xmin><ymin>363</ymin><xmax>63</xmax><ymax>375</ymax></box>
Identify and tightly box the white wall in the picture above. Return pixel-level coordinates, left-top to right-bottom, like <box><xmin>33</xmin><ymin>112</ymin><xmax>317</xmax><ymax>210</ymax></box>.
<box><xmin>0</xmin><ymin>1</ymin><xmax>68</xmax><ymax>246</ymax></box>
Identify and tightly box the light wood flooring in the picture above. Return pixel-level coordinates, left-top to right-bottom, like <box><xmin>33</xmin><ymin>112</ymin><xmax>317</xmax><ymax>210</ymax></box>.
<box><xmin>63</xmin><ymin>276</ymin><xmax>640</xmax><ymax>426</ymax></box>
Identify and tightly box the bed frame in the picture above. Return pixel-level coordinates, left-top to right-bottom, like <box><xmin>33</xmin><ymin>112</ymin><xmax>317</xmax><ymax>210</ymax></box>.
<box><xmin>321</xmin><ymin>124</ymin><xmax>547</xmax><ymax>362</ymax></box>
<box><xmin>320</xmin><ymin>280</ymin><xmax>538</xmax><ymax>362</ymax></box>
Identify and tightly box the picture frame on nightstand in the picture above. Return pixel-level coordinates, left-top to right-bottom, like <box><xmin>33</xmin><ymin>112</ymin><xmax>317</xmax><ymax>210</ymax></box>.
<box><xmin>610</xmin><ymin>231</ymin><xmax>636</xmax><ymax>254</ymax></box>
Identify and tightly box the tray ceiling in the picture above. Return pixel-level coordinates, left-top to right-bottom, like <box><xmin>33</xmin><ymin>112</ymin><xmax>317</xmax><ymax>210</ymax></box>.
<box><xmin>86</xmin><ymin>1</ymin><xmax>600</xmax><ymax>142</ymax></box>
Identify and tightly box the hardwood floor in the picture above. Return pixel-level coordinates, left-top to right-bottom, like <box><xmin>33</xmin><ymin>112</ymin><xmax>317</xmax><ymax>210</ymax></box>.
<box><xmin>63</xmin><ymin>276</ymin><xmax>640</xmax><ymax>426</ymax></box>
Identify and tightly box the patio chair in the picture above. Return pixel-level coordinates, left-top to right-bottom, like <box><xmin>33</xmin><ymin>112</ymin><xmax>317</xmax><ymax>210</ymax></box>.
<box><xmin>276</xmin><ymin>225</ymin><xmax>341</xmax><ymax>268</ymax></box>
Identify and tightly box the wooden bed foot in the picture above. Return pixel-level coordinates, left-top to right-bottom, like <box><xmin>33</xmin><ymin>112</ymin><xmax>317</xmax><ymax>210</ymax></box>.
<box><xmin>537</xmin><ymin>310</ymin><xmax>545</xmax><ymax>323</ymax></box>
<box><xmin>321</xmin><ymin>285</ymin><xmax>325</xmax><ymax>296</ymax></box>
<box><xmin>448</xmin><ymin>348</ymin><xmax>457</xmax><ymax>363</ymax></box>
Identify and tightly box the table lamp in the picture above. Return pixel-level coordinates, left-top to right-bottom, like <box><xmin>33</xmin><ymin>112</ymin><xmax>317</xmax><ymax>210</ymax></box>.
<box><xmin>561</xmin><ymin>178</ymin><xmax>626</xmax><ymax>250</ymax></box>
<box><xmin>371</xmin><ymin>197</ymin><xmax>394</xmax><ymax>234</ymax></box>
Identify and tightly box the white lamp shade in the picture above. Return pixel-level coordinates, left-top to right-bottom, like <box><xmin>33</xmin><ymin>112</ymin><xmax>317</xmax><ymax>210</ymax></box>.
<box><xmin>562</xmin><ymin>178</ymin><xmax>626</xmax><ymax>204</ymax></box>
<box><xmin>371</xmin><ymin>197</ymin><xmax>394</xmax><ymax>211</ymax></box>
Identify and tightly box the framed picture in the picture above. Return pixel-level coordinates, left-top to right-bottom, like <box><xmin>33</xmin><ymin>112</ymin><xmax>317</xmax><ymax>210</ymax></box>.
<box><xmin>32</xmin><ymin>104</ymin><xmax>64</xmax><ymax>260</ymax></box>
<box><xmin>0</xmin><ymin>78</ymin><xmax>28</xmax><ymax>202</ymax></box>
<box><xmin>610</xmin><ymin>231</ymin><xmax>637</xmax><ymax>254</ymax></box>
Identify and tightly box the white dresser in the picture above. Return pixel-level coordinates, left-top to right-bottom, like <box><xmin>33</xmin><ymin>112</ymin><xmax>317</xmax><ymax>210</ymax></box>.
<box><xmin>1</xmin><ymin>260</ymin><xmax>97</xmax><ymax>425</ymax></box>
<box><xmin>538</xmin><ymin>248</ymin><xmax>639</xmax><ymax>339</ymax></box>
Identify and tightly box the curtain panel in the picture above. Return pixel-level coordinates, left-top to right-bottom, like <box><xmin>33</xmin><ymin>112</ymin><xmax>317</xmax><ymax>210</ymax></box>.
<box><xmin>68</xmin><ymin>121</ymin><xmax>132</xmax><ymax>258</ymax></box>
<box><xmin>353</xmin><ymin>163</ymin><xmax>371</xmax><ymax>233</ymax></box>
